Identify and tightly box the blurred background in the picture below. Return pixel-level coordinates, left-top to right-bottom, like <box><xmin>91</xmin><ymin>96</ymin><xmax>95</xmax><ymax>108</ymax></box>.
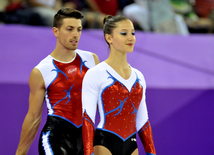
<box><xmin>0</xmin><ymin>0</ymin><xmax>214</xmax><ymax>155</ymax></box>
<box><xmin>2</xmin><ymin>0</ymin><xmax>214</xmax><ymax>34</ymax></box>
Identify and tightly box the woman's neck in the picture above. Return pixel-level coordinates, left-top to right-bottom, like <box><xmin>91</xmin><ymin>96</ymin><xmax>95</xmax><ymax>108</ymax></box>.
<box><xmin>105</xmin><ymin>50</ymin><xmax>129</xmax><ymax>68</ymax></box>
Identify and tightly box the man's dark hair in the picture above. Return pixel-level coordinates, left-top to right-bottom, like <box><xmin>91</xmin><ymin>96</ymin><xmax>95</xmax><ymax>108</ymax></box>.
<box><xmin>53</xmin><ymin>8</ymin><xmax>84</xmax><ymax>28</ymax></box>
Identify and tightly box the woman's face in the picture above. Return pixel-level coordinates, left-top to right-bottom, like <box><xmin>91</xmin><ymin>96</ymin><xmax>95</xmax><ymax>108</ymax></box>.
<box><xmin>108</xmin><ymin>19</ymin><xmax>136</xmax><ymax>54</ymax></box>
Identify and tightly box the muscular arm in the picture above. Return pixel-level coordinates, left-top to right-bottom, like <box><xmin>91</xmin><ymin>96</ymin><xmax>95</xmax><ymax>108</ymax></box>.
<box><xmin>16</xmin><ymin>68</ymin><xmax>45</xmax><ymax>155</ymax></box>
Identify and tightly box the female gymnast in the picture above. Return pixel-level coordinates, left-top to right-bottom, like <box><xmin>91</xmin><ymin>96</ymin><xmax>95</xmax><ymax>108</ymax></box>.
<box><xmin>82</xmin><ymin>15</ymin><xmax>156</xmax><ymax>155</ymax></box>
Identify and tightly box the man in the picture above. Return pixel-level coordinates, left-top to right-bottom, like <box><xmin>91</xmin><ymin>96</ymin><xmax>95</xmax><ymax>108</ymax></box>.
<box><xmin>16</xmin><ymin>8</ymin><xmax>99</xmax><ymax>155</ymax></box>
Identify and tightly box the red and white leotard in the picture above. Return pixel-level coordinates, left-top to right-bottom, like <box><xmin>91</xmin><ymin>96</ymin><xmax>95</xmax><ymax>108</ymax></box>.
<box><xmin>82</xmin><ymin>61</ymin><xmax>148</xmax><ymax>135</ymax></box>
<box><xmin>35</xmin><ymin>49</ymin><xmax>95</xmax><ymax>127</ymax></box>
<box><xmin>82</xmin><ymin>62</ymin><xmax>156</xmax><ymax>155</ymax></box>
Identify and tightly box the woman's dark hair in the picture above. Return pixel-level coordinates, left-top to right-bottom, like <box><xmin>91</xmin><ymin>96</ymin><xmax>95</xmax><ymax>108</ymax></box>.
<box><xmin>53</xmin><ymin>8</ymin><xmax>84</xmax><ymax>28</ymax></box>
<box><xmin>103</xmin><ymin>15</ymin><xmax>129</xmax><ymax>46</ymax></box>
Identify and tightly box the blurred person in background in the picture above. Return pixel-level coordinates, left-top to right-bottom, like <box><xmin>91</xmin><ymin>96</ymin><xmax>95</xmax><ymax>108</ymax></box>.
<box><xmin>123</xmin><ymin>0</ymin><xmax>150</xmax><ymax>31</ymax></box>
<box><xmin>81</xmin><ymin>0</ymin><xmax>119</xmax><ymax>28</ymax></box>
<box><xmin>171</xmin><ymin>0</ymin><xmax>214</xmax><ymax>33</ymax></box>
<box><xmin>26</xmin><ymin>0</ymin><xmax>70</xmax><ymax>26</ymax></box>
<box><xmin>0</xmin><ymin>0</ymin><xmax>75</xmax><ymax>26</ymax></box>
<box><xmin>82</xmin><ymin>0</ymin><xmax>134</xmax><ymax>29</ymax></box>
<box><xmin>147</xmin><ymin>0</ymin><xmax>213</xmax><ymax>34</ymax></box>
<box><xmin>0</xmin><ymin>0</ymin><xmax>44</xmax><ymax>25</ymax></box>
<box><xmin>123</xmin><ymin>0</ymin><xmax>189</xmax><ymax>35</ymax></box>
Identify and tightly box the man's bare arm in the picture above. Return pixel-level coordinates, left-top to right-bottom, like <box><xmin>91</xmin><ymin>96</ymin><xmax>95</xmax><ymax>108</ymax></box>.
<box><xmin>16</xmin><ymin>68</ymin><xmax>45</xmax><ymax>155</ymax></box>
<box><xmin>92</xmin><ymin>53</ymin><xmax>100</xmax><ymax>65</ymax></box>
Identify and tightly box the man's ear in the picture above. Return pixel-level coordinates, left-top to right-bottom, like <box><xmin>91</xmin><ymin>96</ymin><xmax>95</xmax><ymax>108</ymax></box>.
<box><xmin>52</xmin><ymin>27</ymin><xmax>59</xmax><ymax>37</ymax></box>
<box><xmin>105</xmin><ymin>34</ymin><xmax>112</xmax><ymax>44</ymax></box>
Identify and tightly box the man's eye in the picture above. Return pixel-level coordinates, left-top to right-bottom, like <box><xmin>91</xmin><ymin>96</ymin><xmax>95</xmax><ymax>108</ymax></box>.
<box><xmin>120</xmin><ymin>32</ymin><xmax>127</xmax><ymax>35</ymax></box>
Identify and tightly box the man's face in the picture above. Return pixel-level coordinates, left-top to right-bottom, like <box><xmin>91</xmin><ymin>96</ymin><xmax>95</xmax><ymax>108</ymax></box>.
<box><xmin>57</xmin><ymin>18</ymin><xmax>82</xmax><ymax>50</ymax></box>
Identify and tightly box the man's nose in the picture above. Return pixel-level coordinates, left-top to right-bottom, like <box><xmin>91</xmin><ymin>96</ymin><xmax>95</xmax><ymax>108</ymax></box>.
<box><xmin>73</xmin><ymin>30</ymin><xmax>79</xmax><ymax>38</ymax></box>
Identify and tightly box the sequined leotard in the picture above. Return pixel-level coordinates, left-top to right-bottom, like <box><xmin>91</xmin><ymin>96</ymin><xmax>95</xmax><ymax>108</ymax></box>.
<box><xmin>82</xmin><ymin>62</ymin><xmax>156</xmax><ymax>155</ymax></box>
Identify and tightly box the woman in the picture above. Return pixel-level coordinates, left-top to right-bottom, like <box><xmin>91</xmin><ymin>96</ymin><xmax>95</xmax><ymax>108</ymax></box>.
<box><xmin>82</xmin><ymin>15</ymin><xmax>156</xmax><ymax>155</ymax></box>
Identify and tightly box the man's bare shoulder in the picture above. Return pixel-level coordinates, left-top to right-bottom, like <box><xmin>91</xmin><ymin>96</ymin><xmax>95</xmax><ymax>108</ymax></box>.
<box><xmin>29</xmin><ymin>68</ymin><xmax>44</xmax><ymax>88</ymax></box>
<box><xmin>92</xmin><ymin>53</ymin><xmax>100</xmax><ymax>65</ymax></box>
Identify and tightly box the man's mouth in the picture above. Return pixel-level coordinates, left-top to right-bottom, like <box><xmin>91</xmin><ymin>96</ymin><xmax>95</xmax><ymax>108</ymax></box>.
<box><xmin>70</xmin><ymin>40</ymin><xmax>78</xmax><ymax>45</ymax></box>
<box><xmin>70</xmin><ymin>40</ymin><xmax>78</xmax><ymax>43</ymax></box>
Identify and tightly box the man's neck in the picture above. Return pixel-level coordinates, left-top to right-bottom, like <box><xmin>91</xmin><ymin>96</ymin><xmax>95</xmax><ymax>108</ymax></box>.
<box><xmin>50</xmin><ymin>48</ymin><xmax>76</xmax><ymax>62</ymax></box>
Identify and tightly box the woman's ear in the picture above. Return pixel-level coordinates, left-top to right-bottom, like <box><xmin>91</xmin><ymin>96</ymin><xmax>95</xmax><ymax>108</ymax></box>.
<box><xmin>105</xmin><ymin>34</ymin><xmax>112</xmax><ymax>45</ymax></box>
<box><xmin>52</xmin><ymin>27</ymin><xmax>59</xmax><ymax>37</ymax></box>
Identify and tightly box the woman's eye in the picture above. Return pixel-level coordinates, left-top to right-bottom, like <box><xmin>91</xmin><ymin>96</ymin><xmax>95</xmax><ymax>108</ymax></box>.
<box><xmin>132</xmin><ymin>32</ymin><xmax>135</xmax><ymax>35</ymax></box>
<box><xmin>120</xmin><ymin>32</ymin><xmax>127</xmax><ymax>35</ymax></box>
